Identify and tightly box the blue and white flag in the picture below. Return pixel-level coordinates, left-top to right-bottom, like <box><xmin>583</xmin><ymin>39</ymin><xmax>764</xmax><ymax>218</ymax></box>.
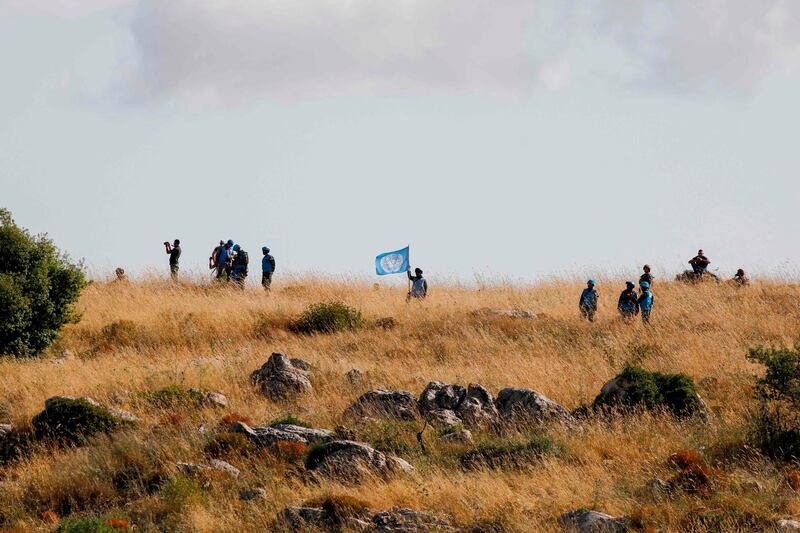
<box><xmin>375</xmin><ymin>246</ymin><xmax>409</xmax><ymax>276</ymax></box>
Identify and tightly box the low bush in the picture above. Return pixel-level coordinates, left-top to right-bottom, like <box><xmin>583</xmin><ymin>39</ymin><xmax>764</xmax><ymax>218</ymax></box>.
<box><xmin>747</xmin><ymin>344</ymin><xmax>800</xmax><ymax>460</ymax></box>
<box><xmin>32</xmin><ymin>398</ymin><xmax>124</xmax><ymax>445</ymax></box>
<box><xmin>290</xmin><ymin>301</ymin><xmax>364</xmax><ymax>334</ymax></box>
<box><xmin>595</xmin><ymin>365</ymin><xmax>702</xmax><ymax>417</ymax></box>
<box><xmin>54</xmin><ymin>516</ymin><xmax>129</xmax><ymax>533</ymax></box>
<box><xmin>459</xmin><ymin>434</ymin><xmax>565</xmax><ymax>470</ymax></box>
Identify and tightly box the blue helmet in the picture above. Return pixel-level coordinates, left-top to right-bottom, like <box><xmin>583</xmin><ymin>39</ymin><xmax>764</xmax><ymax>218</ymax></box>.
<box><xmin>640</xmin><ymin>281</ymin><xmax>650</xmax><ymax>289</ymax></box>
<box><xmin>226</xmin><ymin>239</ymin><xmax>234</xmax><ymax>246</ymax></box>
<box><xmin>588</xmin><ymin>279</ymin><xmax>596</xmax><ymax>286</ymax></box>
<box><xmin>262</xmin><ymin>246</ymin><xmax>270</xmax><ymax>253</ymax></box>
<box><xmin>233</xmin><ymin>244</ymin><xmax>241</xmax><ymax>252</ymax></box>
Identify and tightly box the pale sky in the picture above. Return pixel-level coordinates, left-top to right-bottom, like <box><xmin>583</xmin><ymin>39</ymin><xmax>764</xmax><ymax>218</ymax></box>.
<box><xmin>2</xmin><ymin>0</ymin><xmax>799</xmax><ymax>282</ymax></box>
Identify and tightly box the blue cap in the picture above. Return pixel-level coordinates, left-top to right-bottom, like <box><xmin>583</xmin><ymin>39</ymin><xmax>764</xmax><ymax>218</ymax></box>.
<box><xmin>233</xmin><ymin>244</ymin><xmax>240</xmax><ymax>251</ymax></box>
<box><xmin>626</xmin><ymin>281</ymin><xmax>634</xmax><ymax>288</ymax></box>
<box><xmin>588</xmin><ymin>279</ymin><xmax>596</xmax><ymax>285</ymax></box>
<box><xmin>640</xmin><ymin>281</ymin><xmax>650</xmax><ymax>289</ymax></box>
<box><xmin>262</xmin><ymin>246</ymin><xmax>269</xmax><ymax>253</ymax></box>
<box><xmin>226</xmin><ymin>239</ymin><xmax>234</xmax><ymax>246</ymax></box>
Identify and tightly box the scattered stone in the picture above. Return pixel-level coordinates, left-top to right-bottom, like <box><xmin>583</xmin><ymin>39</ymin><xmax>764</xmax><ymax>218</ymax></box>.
<box><xmin>346</xmin><ymin>368</ymin><xmax>364</xmax><ymax>386</ymax></box>
<box><xmin>0</xmin><ymin>424</ymin><xmax>13</xmax><ymax>438</ymax></box>
<box><xmin>559</xmin><ymin>510</ymin><xmax>627</xmax><ymax>532</ymax></box>
<box><xmin>418</xmin><ymin>382</ymin><xmax>499</xmax><ymax>431</ymax></box>
<box><xmin>209</xmin><ymin>459</ymin><xmax>241</xmax><ymax>477</ymax></box>
<box><xmin>306</xmin><ymin>440</ymin><xmax>414</xmax><ymax>483</ymax></box>
<box><xmin>177</xmin><ymin>459</ymin><xmax>240</xmax><ymax>478</ymax></box>
<box><xmin>373</xmin><ymin>508</ymin><xmax>456</xmax><ymax>531</ymax></box>
<box><xmin>231</xmin><ymin>421</ymin><xmax>335</xmax><ymax>447</ymax></box>
<box><xmin>439</xmin><ymin>429</ymin><xmax>473</xmax><ymax>445</ymax></box>
<box><xmin>344</xmin><ymin>390</ymin><xmax>418</xmax><ymax>421</ymax></box>
<box><xmin>190</xmin><ymin>389</ymin><xmax>228</xmax><ymax>408</ymax></box>
<box><xmin>250</xmin><ymin>353</ymin><xmax>313</xmax><ymax>401</ymax></box>
<box><xmin>778</xmin><ymin>519</ymin><xmax>800</xmax><ymax>531</ymax></box>
<box><xmin>474</xmin><ymin>308</ymin><xmax>536</xmax><ymax>319</ymax></box>
<box><xmin>495</xmin><ymin>388</ymin><xmax>576</xmax><ymax>429</ymax></box>
<box><xmin>239</xmin><ymin>487</ymin><xmax>268</xmax><ymax>501</ymax></box>
<box><xmin>31</xmin><ymin>396</ymin><xmax>137</xmax><ymax>445</ymax></box>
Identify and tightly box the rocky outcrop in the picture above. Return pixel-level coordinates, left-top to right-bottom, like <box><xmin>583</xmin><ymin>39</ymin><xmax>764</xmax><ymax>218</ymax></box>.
<box><xmin>250</xmin><ymin>353</ymin><xmax>313</xmax><ymax>401</ymax></box>
<box><xmin>559</xmin><ymin>510</ymin><xmax>627</xmax><ymax>532</ymax></box>
<box><xmin>31</xmin><ymin>396</ymin><xmax>137</xmax><ymax>445</ymax></box>
<box><xmin>306</xmin><ymin>440</ymin><xmax>414</xmax><ymax>483</ymax></box>
<box><xmin>278</xmin><ymin>505</ymin><xmax>455</xmax><ymax>532</ymax></box>
<box><xmin>344</xmin><ymin>390</ymin><xmax>418</xmax><ymax>421</ymax></box>
<box><xmin>418</xmin><ymin>382</ymin><xmax>499</xmax><ymax>431</ymax></box>
<box><xmin>231</xmin><ymin>421</ymin><xmax>335</xmax><ymax>447</ymax></box>
<box><xmin>495</xmin><ymin>388</ymin><xmax>576</xmax><ymax>429</ymax></box>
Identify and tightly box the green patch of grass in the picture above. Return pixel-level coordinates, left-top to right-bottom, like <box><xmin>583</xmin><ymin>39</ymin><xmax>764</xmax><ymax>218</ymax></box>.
<box><xmin>54</xmin><ymin>517</ymin><xmax>118</xmax><ymax>533</ymax></box>
<box><xmin>161</xmin><ymin>476</ymin><xmax>207</xmax><ymax>511</ymax></box>
<box><xmin>459</xmin><ymin>434</ymin><xmax>565</xmax><ymax>470</ymax></box>
<box><xmin>268</xmin><ymin>413</ymin><xmax>310</xmax><ymax>428</ymax></box>
<box><xmin>290</xmin><ymin>301</ymin><xmax>364</xmax><ymax>335</ymax></box>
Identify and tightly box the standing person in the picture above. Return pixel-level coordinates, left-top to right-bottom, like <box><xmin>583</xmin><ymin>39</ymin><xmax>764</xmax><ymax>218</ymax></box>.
<box><xmin>230</xmin><ymin>244</ymin><xmax>249</xmax><ymax>288</ymax></box>
<box><xmin>261</xmin><ymin>247</ymin><xmax>275</xmax><ymax>291</ymax></box>
<box><xmin>689</xmin><ymin>249</ymin><xmax>711</xmax><ymax>276</ymax></box>
<box><xmin>638</xmin><ymin>281</ymin><xmax>654</xmax><ymax>324</ymax></box>
<box><xmin>639</xmin><ymin>264</ymin><xmax>654</xmax><ymax>287</ymax></box>
<box><xmin>617</xmin><ymin>281</ymin><xmax>639</xmax><ymax>319</ymax></box>
<box><xmin>579</xmin><ymin>280</ymin><xmax>599</xmax><ymax>322</ymax></box>
<box><xmin>164</xmin><ymin>239</ymin><xmax>181</xmax><ymax>281</ymax></box>
<box><xmin>407</xmin><ymin>267</ymin><xmax>428</xmax><ymax>300</ymax></box>
<box><xmin>216</xmin><ymin>240</ymin><xmax>234</xmax><ymax>280</ymax></box>
<box><xmin>209</xmin><ymin>240</ymin><xmax>224</xmax><ymax>270</ymax></box>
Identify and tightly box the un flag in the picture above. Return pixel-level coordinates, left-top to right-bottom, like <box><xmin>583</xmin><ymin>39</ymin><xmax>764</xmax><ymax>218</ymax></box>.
<box><xmin>375</xmin><ymin>246</ymin><xmax>409</xmax><ymax>275</ymax></box>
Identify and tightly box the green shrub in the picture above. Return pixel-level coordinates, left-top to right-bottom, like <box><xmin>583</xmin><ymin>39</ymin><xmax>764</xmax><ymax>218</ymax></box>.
<box><xmin>594</xmin><ymin>365</ymin><xmax>702</xmax><ymax>417</ymax></box>
<box><xmin>459</xmin><ymin>434</ymin><xmax>565</xmax><ymax>470</ymax></box>
<box><xmin>54</xmin><ymin>517</ymin><xmax>118</xmax><ymax>533</ymax></box>
<box><xmin>0</xmin><ymin>208</ymin><xmax>86</xmax><ymax>356</ymax></box>
<box><xmin>268</xmin><ymin>413</ymin><xmax>310</xmax><ymax>428</ymax></box>
<box><xmin>32</xmin><ymin>397</ymin><xmax>123</xmax><ymax>445</ymax></box>
<box><xmin>291</xmin><ymin>301</ymin><xmax>364</xmax><ymax>334</ymax></box>
<box><xmin>747</xmin><ymin>344</ymin><xmax>800</xmax><ymax>460</ymax></box>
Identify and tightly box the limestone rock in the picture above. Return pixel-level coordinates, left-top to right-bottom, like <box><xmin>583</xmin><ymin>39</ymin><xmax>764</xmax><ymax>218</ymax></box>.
<box><xmin>231</xmin><ymin>421</ymin><xmax>334</xmax><ymax>447</ymax></box>
<box><xmin>373</xmin><ymin>508</ymin><xmax>456</xmax><ymax>531</ymax></box>
<box><xmin>250</xmin><ymin>353</ymin><xmax>313</xmax><ymax>401</ymax></box>
<box><xmin>306</xmin><ymin>440</ymin><xmax>414</xmax><ymax>483</ymax></box>
<box><xmin>344</xmin><ymin>390</ymin><xmax>418</xmax><ymax>421</ymax></box>
<box><xmin>495</xmin><ymin>388</ymin><xmax>576</xmax><ymax>429</ymax></box>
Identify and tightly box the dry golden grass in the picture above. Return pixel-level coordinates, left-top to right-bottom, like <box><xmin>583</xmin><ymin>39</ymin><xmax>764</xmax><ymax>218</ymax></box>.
<box><xmin>1</xmin><ymin>276</ymin><xmax>800</xmax><ymax>531</ymax></box>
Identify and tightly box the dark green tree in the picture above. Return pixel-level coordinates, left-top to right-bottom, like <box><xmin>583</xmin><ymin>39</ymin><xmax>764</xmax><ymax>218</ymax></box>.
<box><xmin>0</xmin><ymin>208</ymin><xmax>86</xmax><ymax>356</ymax></box>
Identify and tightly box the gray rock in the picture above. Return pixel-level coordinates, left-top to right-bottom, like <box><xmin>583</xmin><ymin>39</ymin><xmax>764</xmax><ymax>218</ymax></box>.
<box><xmin>250</xmin><ymin>353</ymin><xmax>313</xmax><ymax>401</ymax></box>
<box><xmin>278</xmin><ymin>506</ymin><xmax>372</xmax><ymax>531</ymax></box>
<box><xmin>290</xmin><ymin>358</ymin><xmax>312</xmax><ymax>371</ymax></box>
<box><xmin>306</xmin><ymin>440</ymin><xmax>414</xmax><ymax>483</ymax></box>
<box><xmin>231</xmin><ymin>421</ymin><xmax>335</xmax><ymax>447</ymax></box>
<box><xmin>373</xmin><ymin>508</ymin><xmax>456</xmax><ymax>531</ymax></box>
<box><xmin>439</xmin><ymin>429</ymin><xmax>473</xmax><ymax>445</ymax></box>
<box><xmin>778</xmin><ymin>519</ymin><xmax>800</xmax><ymax>531</ymax></box>
<box><xmin>495</xmin><ymin>388</ymin><xmax>576</xmax><ymax>429</ymax></box>
<box><xmin>177</xmin><ymin>459</ymin><xmax>240</xmax><ymax>478</ymax></box>
<box><xmin>209</xmin><ymin>459</ymin><xmax>241</xmax><ymax>477</ymax></box>
<box><xmin>344</xmin><ymin>390</ymin><xmax>418</xmax><ymax>421</ymax></box>
<box><xmin>418</xmin><ymin>382</ymin><xmax>499</xmax><ymax>431</ymax></box>
<box><xmin>190</xmin><ymin>389</ymin><xmax>228</xmax><ymax>408</ymax></box>
<box><xmin>0</xmin><ymin>423</ymin><xmax>13</xmax><ymax>438</ymax></box>
<box><xmin>239</xmin><ymin>487</ymin><xmax>268</xmax><ymax>501</ymax></box>
<box><xmin>559</xmin><ymin>510</ymin><xmax>627</xmax><ymax>532</ymax></box>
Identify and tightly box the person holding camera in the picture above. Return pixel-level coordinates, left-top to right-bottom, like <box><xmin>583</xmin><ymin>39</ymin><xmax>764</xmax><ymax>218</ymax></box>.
<box><xmin>164</xmin><ymin>239</ymin><xmax>181</xmax><ymax>281</ymax></box>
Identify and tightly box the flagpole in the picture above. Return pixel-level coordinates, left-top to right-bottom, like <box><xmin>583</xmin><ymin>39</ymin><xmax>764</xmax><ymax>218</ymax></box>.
<box><xmin>407</xmin><ymin>244</ymin><xmax>411</xmax><ymax>295</ymax></box>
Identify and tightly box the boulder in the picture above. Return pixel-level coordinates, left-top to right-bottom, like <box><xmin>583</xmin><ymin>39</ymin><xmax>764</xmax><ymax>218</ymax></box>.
<box><xmin>190</xmin><ymin>389</ymin><xmax>228</xmax><ymax>408</ymax></box>
<box><xmin>418</xmin><ymin>382</ymin><xmax>499</xmax><ymax>431</ymax></box>
<box><xmin>559</xmin><ymin>510</ymin><xmax>627</xmax><ymax>532</ymax></box>
<box><xmin>778</xmin><ymin>520</ymin><xmax>800</xmax><ymax>531</ymax></box>
<box><xmin>373</xmin><ymin>508</ymin><xmax>456</xmax><ymax>531</ymax></box>
<box><xmin>231</xmin><ymin>421</ymin><xmax>335</xmax><ymax>447</ymax></box>
<box><xmin>250</xmin><ymin>353</ymin><xmax>313</xmax><ymax>401</ymax></box>
<box><xmin>306</xmin><ymin>440</ymin><xmax>414</xmax><ymax>483</ymax></box>
<box><xmin>278</xmin><ymin>506</ymin><xmax>372</xmax><ymax>531</ymax></box>
<box><xmin>495</xmin><ymin>388</ymin><xmax>576</xmax><ymax>429</ymax></box>
<box><xmin>32</xmin><ymin>396</ymin><xmax>137</xmax><ymax>445</ymax></box>
<box><xmin>344</xmin><ymin>390</ymin><xmax>418</xmax><ymax>421</ymax></box>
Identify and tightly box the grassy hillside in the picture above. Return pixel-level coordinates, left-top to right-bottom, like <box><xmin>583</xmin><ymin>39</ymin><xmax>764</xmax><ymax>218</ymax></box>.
<box><xmin>1</xmin><ymin>277</ymin><xmax>800</xmax><ymax>532</ymax></box>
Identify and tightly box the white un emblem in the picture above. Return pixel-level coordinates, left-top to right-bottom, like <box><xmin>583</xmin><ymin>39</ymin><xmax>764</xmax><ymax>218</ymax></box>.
<box><xmin>380</xmin><ymin>253</ymin><xmax>405</xmax><ymax>273</ymax></box>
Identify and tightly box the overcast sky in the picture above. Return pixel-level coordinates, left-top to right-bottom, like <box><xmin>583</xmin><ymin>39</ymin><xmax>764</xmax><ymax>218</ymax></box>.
<box><xmin>2</xmin><ymin>0</ymin><xmax>799</xmax><ymax>282</ymax></box>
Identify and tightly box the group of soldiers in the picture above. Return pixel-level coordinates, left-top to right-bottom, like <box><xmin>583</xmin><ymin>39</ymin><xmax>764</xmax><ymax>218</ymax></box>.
<box><xmin>578</xmin><ymin>250</ymin><xmax>750</xmax><ymax>324</ymax></box>
<box><xmin>160</xmin><ymin>239</ymin><xmax>276</xmax><ymax>290</ymax></box>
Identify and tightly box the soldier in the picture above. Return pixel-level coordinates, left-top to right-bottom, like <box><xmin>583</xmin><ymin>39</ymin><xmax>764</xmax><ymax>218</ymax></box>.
<box><xmin>216</xmin><ymin>240</ymin><xmax>234</xmax><ymax>280</ymax></box>
<box><xmin>579</xmin><ymin>280</ymin><xmax>599</xmax><ymax>322</ymax></box>
<box><xmin>261</xmin><ymin>246</ymin><xmax>276</xmax><ymax>291</ymax></box>
<box><xmin>164</xmin><ymin>239</ymin><xmax>181</xmax><ymax>281</ymax></box>
<box><xmin>733</xmin><ymin>268</ymin><xmax>749</xmax><ymax>286</ymax></box>
<box><xmin>209</xmin><ymin>240</ymin><xmax>224</xmax><ymax>270</ymax></box>
<box><xmin>407</xmin><ymin>267</ymin><xmax>428</xmax><ymax>300</ymax></box>
<box><xmin>230</xmin><ymin>244</ymin><xmax>249</xmax><ymax>288</ymax></box>
<box><xmin>639</xmin><ymin>264</ymin><xmax>654</xmax><ymax>287</ymax></box>
<box><xmin>689</xmin><ymin>249</ymin><xmax>711</xmax><ymax>276</ymax></box>
<box><xmin>638</xmin><ymin>281</ymin><xmax>654</xmax><ymax>324</ymax></box>
<box><xmin>617</xmin><ymin>281</ymin><xmax>639</xmax><ymax>319</ymax></box>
